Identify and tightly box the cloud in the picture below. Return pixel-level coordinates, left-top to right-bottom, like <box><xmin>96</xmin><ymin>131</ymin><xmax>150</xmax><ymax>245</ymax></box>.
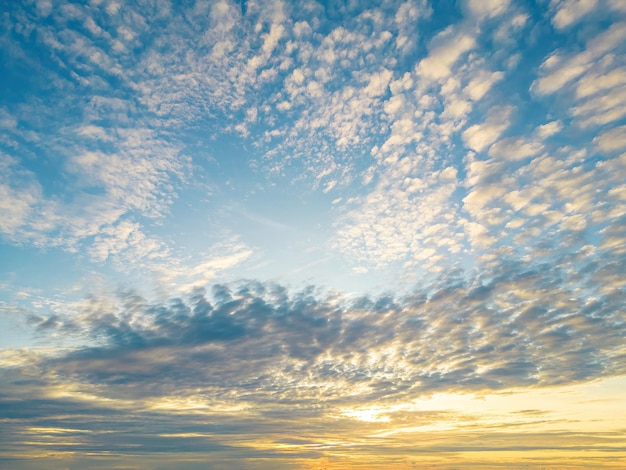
<box><xmin>416</xmin><ymin>28</ymin><xmax>476</xmax><ymax>80</ymax></box>
<box><xmin>488</xmin><ymin>136</ymin><xmax>543</xmax><ymax>161</ymax></box>
<box><xmin>463</xmin><ymin>70</ymin><xmax>504</xmax><ymax>101</ymax></box>
<box><xmin>16</xmin><ymin>246</ymin><xmax>626</xmax><ymax>404</ymax></box>
<box><xmin>462</xmin><ymin>105</ymin><xmax>514</xmax><ymax>153</ymax></box>
<box><xmin>1</xmin><ymin>2</ymin><xmax>626</xmax><ymax>467</ymax></box>
<box><xmin>326</xmin><ymin>4</ymin><xmax>531</xmax><ymax>276</ymax></box>
<box><xmin>532</xmin><ymin>20</ymin><xmax>626</xmax><ymax>94</ymax></box>
<box><xmin>1</xmin><ymin>0</ymin><xmax>621</xmax><ymax>289</ymax></box>
<box><xmin>0</xmin><ymin>153</ymin><xmax>44</xmax><ymax>237</ymax></box>
<box><xmin>465</xmin><ymin>0</ymin><xmax>511</xmax><ymax>20</ymax></box>
<box><xmin>0</xmin><ymin>0</ymin><xmax>190</xmax><ymax>258</ymax></box>
<box><xmin>551</xmin><ymin>0</ymin><xmax>598</xmax><ymax>30</ymax></box>
<box><xmin>531</xmin><ymin>21</ymin><xmax>626</xmax><ymax>135</ymax></box>
<box><xmin>2</xmin><ymin>259</ymin><xmax>624</xmax><ymax>465</ymax></box>
<box><xmin>535</xmin><ymin>120</ymin><xmax>563</xmax><ymax>139</ymax></box>
<box><xmin>333</xmin><ymin>165</ymin><xmax>463</xmax><ymax>270</ymax></box>
<box><xmin>88</xmin><ymin>219</ymin><xmax>169</xmax><ymax>264</ymax></box>
<box><xmin>594</xmin><ymin>125</ymin><xmax>626</xmax><ymax>152</ymax></box>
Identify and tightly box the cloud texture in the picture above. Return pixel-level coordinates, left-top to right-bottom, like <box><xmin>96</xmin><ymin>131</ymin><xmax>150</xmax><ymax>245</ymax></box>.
<box><xmin>1</xmin><ymin>0</ymin><xmax>626</xmax><ymax>468</ymax></box>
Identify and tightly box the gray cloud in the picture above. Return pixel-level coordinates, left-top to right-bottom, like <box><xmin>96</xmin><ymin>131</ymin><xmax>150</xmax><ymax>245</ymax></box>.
<box><xmin>15</xmin><ymin>244</ymin><xmax>625</xmax><ymax>405</ymax></box>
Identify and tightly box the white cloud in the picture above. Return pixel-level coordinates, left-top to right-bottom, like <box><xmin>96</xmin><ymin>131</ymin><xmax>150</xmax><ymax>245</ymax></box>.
<box><xmin>465</xmin><ymin>0</ymin><xmax>511</xmax><ymax>20</ymax></box>
<box><xmin>463</xmin><ymin>220</ymin><xmax>496</xmax><ymax>247</ymax></box>
<box><xmin>0</xmin><ymin>153</ymin><xmax>45</xmax><ymax>240</ymax></box>
<box><xmin>587</xmin><ymin>21</ymin><xmax>626</xmax><ymax>55</ymax></box>
<box><xmin>462</xmin><ymin>105</ymin><xmax>514</xmax><ymax>153</ymax></box>
<box><xmin>575</xmin><ymin>67</ymin><xmax>626</xmax><ymax>99</ymax></box>
<box><xmin>3</xmin><ymin>8</ymin><xmax>626</xmax><ymax>450</ymax></box>
<box><xmin>3</xmin><ymin>0</ymin><xmax>625</xmax><ymax>334</ymax></box>
<box><xmin>489</xmin><ymin>137</ymin><xmax>543</xmax><ymax>161</ymax></box>
<box><xmin>494</xmin><ymin>13</ymin><xmax>529</xmax><ymax>43</ymax></box>
<box><xmin>364</xmin><ymin>68</ymin><xmax>393</xmax><ymax>97</ymax></box>
<box><xmin>609</xmin><ymin>0</ymin><xmax>626</xmax><ymax>12</ymax></box>
<box><xmin>0</xmin><ymin>182</ymin><xmax>38</xmax><ymax>236</ymax></box>
<box><xmin>333</xmin><ymin>164</ymin><xmax>463</xmax><ymax>271</ymax></box>
<box><xmin>531</xmin><ymin>21</ymin><xmax>626</xmax><ymax>136</ymax></box>
<box><xmin>594</xmin><ymin>125</ymin><xmax>626</xmax><ymax>152</ymax></box>
<box><xmin>416</xmin><ymin>28</ymin><xmax>476</xmax><ymax>80</ymax></box>
<box><xmin>533</xmin><ymin>22</ymin><xmax>626</xmax><ymax>96</ymax></box>
<box><xmin>552</xmin><ymin>0</ymin><xmax>598</xmax><ymax>30</ymax></box>
<box><xmin>535</xmin><ymin>121</ymin><xmax>563</xmax><ymax>139</ymax></box>
<box><xmin>157</xmin><ymin>239</ymin><xmax>254</xmax><ymax>292</ymax></box>
<box><xmin>76</xmin><ymin>125</ymin><xmax>111</xmax><ymax>140</ymax></box>
<box><xmin>533</xmin><ymin>52</ymin><xmax>589</xmax><ymax>95</ymax></box>
<box><xmin>0</xmin><ymin>108</ymin><xmax>18</xmax><ymax>129</ymax></box>
<box><xmin>463</xmin><ymin>183</ymin><xmax>507</xmax><ymax>213</ymax></box>
<box><xmin>572</xmin><ymin>86</ymin><xmax>626</xmax><ymax>128</ymax></box>
<box><xmin>463</xmin><ymin>70</ymin><xmax>504</xmax><ymax>101</ymax></box>
<box><xmin>88</xmin><ymin>219</ymin><xmax>167</xmax><ymax>264</ymax></box>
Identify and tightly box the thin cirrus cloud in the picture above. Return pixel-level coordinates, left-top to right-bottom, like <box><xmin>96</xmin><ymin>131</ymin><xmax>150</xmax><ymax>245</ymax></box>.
<box><xmin>0</xmin><ymin>0</ymin><xmax>625</xmax><ymax>468</ymax></box>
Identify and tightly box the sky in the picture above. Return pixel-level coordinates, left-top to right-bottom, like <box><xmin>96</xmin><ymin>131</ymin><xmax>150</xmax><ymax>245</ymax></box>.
<box><xmin>0</xmin><ymin>0</ymin><xmax>625</xmax><ymax>468</ymax></box>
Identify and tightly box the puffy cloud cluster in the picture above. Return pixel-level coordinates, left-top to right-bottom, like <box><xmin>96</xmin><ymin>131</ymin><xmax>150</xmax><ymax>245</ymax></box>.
<box><xmin>18</xmin><ymin>250</ymin><xmax>626</xmax><ymax>403</ymax></box>
<box><xmin>2</xmin><ymin>0</ymin><xmax>624</xmax><ymax>285</ymax></box>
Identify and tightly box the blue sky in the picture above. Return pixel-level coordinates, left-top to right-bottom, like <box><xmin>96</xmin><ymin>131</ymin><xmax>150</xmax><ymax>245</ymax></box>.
<box><xmin>1</xmin><ymin>0</ymin><xmax>626</xmax><ymax>468</ymax></box>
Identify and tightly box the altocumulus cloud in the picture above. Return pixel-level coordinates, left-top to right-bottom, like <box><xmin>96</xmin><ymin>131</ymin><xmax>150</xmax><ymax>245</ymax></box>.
<box><xmin>1</xmin><ymin>0</ymin><xmax>626</xmax><ymax>467</ymax></box>
<box><xmin>19</xmin><ymin>251</ymin><xmax>626</xmax><ymax>403</ymax></box>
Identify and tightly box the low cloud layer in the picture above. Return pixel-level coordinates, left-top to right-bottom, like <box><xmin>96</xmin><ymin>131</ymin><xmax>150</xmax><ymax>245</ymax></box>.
<box><xmin>17</xmin><ymin>245</ymin><xmax>626</xmax><ymax>403</ymax></box>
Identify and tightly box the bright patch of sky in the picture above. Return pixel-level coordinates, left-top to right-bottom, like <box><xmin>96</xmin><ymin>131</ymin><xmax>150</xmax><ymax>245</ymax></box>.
<box><xmin>0</xmin><ymin>0</ymin><xmax>625</xmax><ymax>467</ymax></box>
